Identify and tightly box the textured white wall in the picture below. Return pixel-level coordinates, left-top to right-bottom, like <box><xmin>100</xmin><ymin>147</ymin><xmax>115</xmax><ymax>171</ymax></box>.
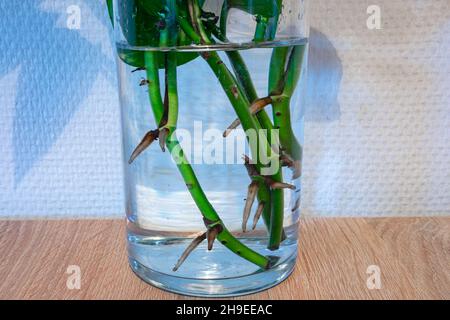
<box><xmin>0</xmin><ymin>0</ymin><xmax>449</xmax><ymax>218</ymax></box>
<box><xmin>303</xmin><ymin>0</ymin><xmax>450</xmax><ymax>216</ymax></box>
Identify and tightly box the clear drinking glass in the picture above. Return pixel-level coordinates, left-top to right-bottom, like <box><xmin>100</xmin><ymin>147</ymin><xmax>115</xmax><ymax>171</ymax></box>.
<box><xmin>112</xmin><ymin>0</ymin><xmax>309</xmax><ymax>297</ymax></box>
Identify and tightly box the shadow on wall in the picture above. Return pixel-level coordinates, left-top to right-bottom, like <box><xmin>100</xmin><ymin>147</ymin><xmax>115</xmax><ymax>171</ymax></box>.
<box><xmin>2</xmin><ymin>2</ymin><xmax>341</xmax><ymax>189</ymax></box>
<box><xmin>305</xmin><ymin>28</ymin><xmax>342</xmax><ymax>122</ymax></box>
<box><xmin>0</xmin><ymin>1</ymin><xmax>115</xmax><ymax>187</ymax></box>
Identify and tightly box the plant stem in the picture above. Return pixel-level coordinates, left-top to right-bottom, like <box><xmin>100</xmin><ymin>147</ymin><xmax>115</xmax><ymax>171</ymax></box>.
<box><xmin>177</xmin><ymin>16</ymin><xmax>201</xmax><ymax>43</ymax></box>
<box><xmin>214</xmin><ymin>12</ymin><xmax>289</xmax><ymax>246</ymax></box>
<box><xmin>254</xmin><ymin>16</ymin><xmax>269</xmax><ymax>43</ymax></box>
<box><xmin>183</xmin><ymin>1</ymin><xmax>286</xmax><ymax>249</ymax></box>
<box><xmin>269</xmin><ymin>46</ymin><xmax>306</xmax><ymax>162</ymax></box>
<box><xmin>207</xmin><ymin>40</ymin><xmax>281</xmax><ymax>238</ymax></box>
<box><xmin>162</xmin><ymin>52</ymin><xmax>178</xmax><ymax>131</ymax></box>
<box><xmin>186</xmin><ymin>0</ymin><xmax>277</xmax><ymax>169</ymax></box>
<box><xmin>226</xmin><ymin>51</ymin><xmax>274</xmax><ymax>131</ymax></box>
<box><xmin>166</xmin><ymin>137</ymin><xmax>270</xmax><ymax>269</ymax></box>
<box><xmin>187</xmin><ymin>0</ymin><xmax>211</xmax><ymax>44</ymax></box>
<box><xmin>219</xmin><ymin>1</ymin><xmax>229</xmax><ymax>41</ymax></box>
<box><xmin>206</xmin><ymin>51</ymin><xmax>285</xmax><ymax>249</ymax></box>
<box><xmin>266</xmin><ymin>46</ymin><xmax>307</xmax><ymax>249</ymax></box>
<box><xmin>202</xmin><ymin>51</ymin><xmax>273</xmax><ymax>169</ymax></box>
<box><xmin>209</xmin><ymin>15</ymin><xmax>288</xmax><ymax>245</ymax></box>
<box><xmin>145</xmin><ymin>52</ymin><xmax>165</xmax><ymax>123</ymax></box>
<box><xmin>223</xmin><ymin>53</ymin><xmax>288</xmax><ymax>241</ymax></box>
<box><xmin>144</xmin><ymin>51</ymin><xmax>270</xmax><ymax>270</ymax></box>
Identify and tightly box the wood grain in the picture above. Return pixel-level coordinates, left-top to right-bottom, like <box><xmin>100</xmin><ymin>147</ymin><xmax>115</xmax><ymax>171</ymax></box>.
<box><xmin>0</xmin><ymin>218</ymin><xmax>448</xmax><ymax>300</ymax></box>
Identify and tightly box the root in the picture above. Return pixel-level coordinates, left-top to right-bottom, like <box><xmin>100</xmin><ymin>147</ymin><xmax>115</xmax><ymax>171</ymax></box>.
<box><xmin>158</xmin><ymin>128</ymin><xmax>169</xmax><ymax>152</ymax></box>
<box><xmin>172</xmin><ymin>232</ymin><xmax>207</xmax><ymax>272</ymax></box>
<box><xmin>243</xmin><ymin>181</ymin><xmax>259</xmax><ymax>232</ymax></box>
<box><xmin>223</xmin><ymin>97</ymin><xmax>273</xmax><ymax>137</ymax></box>
<box><xmin>252</xmin><ymin>201</ymin><xmax>265</xmax><ymax>230</ymax></box>
<box><xmin>281</xmin><ymin>154</ymin><xmax>302</xmax><ymax>179</ymax></box>
<box><xmin>207</xmin><ymin>225</ymin><xmax>221</xmax><ymax>251</ymax></box>
<box><xmin>243</xmin><ymin>155</ymin><xmax>296</xmax><ymax>190</ymax></box>
<box><xmin>128</xmin><ymin>130</ymin><xmax>159</xmax><ymax>164</ymax></box>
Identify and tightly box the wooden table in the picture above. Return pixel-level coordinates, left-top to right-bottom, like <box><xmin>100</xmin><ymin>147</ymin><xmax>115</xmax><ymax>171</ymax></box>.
<box><xmin>0</xmin><ymin>218</ymin><xmax>448</xmax><ymax>300</ymax></box>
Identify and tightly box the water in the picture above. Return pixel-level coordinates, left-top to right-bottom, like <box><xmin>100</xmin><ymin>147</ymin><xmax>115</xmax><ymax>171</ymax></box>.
<box><xmin>118</xmin><ymin>41</ymin><xmax>307</xmax><ymax>297</ymax></box>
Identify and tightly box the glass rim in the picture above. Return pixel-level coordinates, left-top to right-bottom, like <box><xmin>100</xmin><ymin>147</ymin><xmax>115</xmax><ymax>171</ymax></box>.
<box><xmin>116</xmin><ymin>37</ymin><xmax>308</xmax><ymax>52</ymax></box>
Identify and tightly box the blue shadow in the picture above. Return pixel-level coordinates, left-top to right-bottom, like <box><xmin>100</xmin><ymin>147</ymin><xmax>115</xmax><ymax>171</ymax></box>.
<box><xmin>0</xmin><ymin>1</ymin><xmax>115</xmax><ymax>186</ymax></box>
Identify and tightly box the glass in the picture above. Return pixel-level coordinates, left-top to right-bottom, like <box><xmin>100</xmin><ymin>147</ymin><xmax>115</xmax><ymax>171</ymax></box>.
<box><xmin>110</xmin><ymin>0</ymin><xmax>309</xmax><ymax>297</ymax></box>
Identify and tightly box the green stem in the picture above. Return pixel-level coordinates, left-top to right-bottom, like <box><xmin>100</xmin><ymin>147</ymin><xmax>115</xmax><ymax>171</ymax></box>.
<box><xmin>185</xmin><ymin>0</ymin><xmax>274</xmax><ymax>169</ymax></box>
<box><xmin>206</xmin><ymin>50</ymin><xmax>284</xmax><ymax>249</ymax></box>
<box><xmin>283</xmin><ymin>46</ymin><xmax>307</xmax><ymax>98</ymax></box>
<box><xmin>267</xmin><ymin>46</ymin><xmax>307</xmax><ymax>249</ymax></box>
<box><xmin>202</xmin><ymin>51</ymin><xmax>272</xmax><ymax>168</ymax></box>
<box><xmin>209</xmin><ymin>19</ymin><xmax>285</xmax><ymax>242</ymax></box>
<box><xmin>268</xmin><ymin>47</ymin><xmax>290</xmax><ymax>95</ymax></box>
<box><xmin>210</xmin><ymin>26</ymin><xmax>274</xmax><ymax>133</ymax></box>
<box><xmin>202</xmin><ymin>49</ymin><xmax>286</xmax><ymax>252</ymax></box>
<box><xmin>268</xmin><ymin>188</ymin><xmax>284</xmax><ymax>250</ymax></box>
<box><xmin>219</xmin><ymin>2</ymin><xmax>229</xmax><ymax>41</ymax></box>
<box><xmin>223</xmin><ymin>53</ymin><xmax>286</xmax><ymax>241</ymax></box>
<box><xmin>145</xmin><ymin>52</ymin><xmax>165</xmax><ymax>123</ymax></box>
<box><xmin>167</xmin><ymin>139</ymin><xmax>269</xmax><ymax>269</ymax></box>
<box><xmin>187</xmin><ymin>0</ymin><xmax>211</xmax><ymax>44</ymax></box>
<box><xmin>269</xmin><ymin>46</ymin><xmax>306</xmax><ymax>162</ymax></box>
<box><xmin>106</xmin><ymin>0</ymin><xmax>114</xmax><ymax>26</ymax></box>
<box><xmin>144</xmin><ymin>51</ymin><xmax>270</xmax><ymax>269</ymax></box>
<box><xmin>266</xmin><ymin>16</ymin><xmax>279</xmax><ymax>41</ymax></box>
<box><xmin>213</xmin><ymin>17</ymin><xmax>288</xmax><ymax>246</ymax></box>
<box><xmin>177</xmin><ymin>16</ymin><xmax>201</xmax><ymax>43</ymax></box>
<box><xmin>272</xmin><ymin>96</ymin><xmax>301</xmax><ymax>160</ymax></box>
<box><xmin>162</xmin><ymin>52</ymin><xmax>178</xmax><ymax>131</ymax></box>
<box><xmin>226</xmin><ymin>51</ymin><xmax>274</xmax><ymax>132</ymax></box>
<box><xmin>183</xmin><ymin>2</ymin><xmax>285</xmax><ymax>249</ymax></box>
<box><xmin>254</xmin><ymin>16</ymin><xmax>269</xmax><ymax>43</ymax></box>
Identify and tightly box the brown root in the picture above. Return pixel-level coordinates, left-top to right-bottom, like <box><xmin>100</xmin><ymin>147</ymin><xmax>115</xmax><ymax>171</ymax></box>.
<box><xmin>128</xmin><ymin>130</ymin><xmax>159</xmax><ymax>164</ymax></box>
<box><xmin>243</xmin><ymin>181</ymin><xmax>259</xmax><ymax>232</ymax></box>
<box><xmin>158</xmin><ymin>128</ymin><xmax>169</xmax><ymax>152</ymax></box>
<box><xmin>242</xmin><ymin>155</ymin><xmax>259</xmax><ymax>178</ymax></box>
<box><xmin>172</xmin><ymin>232</ymin><xmax>207</xmax><ymax>272</ymax></box>
<box><xmin>223</xmin><ymin>119</ymin><xmax>241</xmax><ymax>138</ymax></box>
<box><xmin>268</xmin><ymin>180</ymin><xmax>296</xmax><ymax>190</ymax></box>
<box><xmin>223</xmin><ymin>97</ymin><xmax>273</xmax><ymax>137</ymax></box>
<box><xmin>280</xmin><ymin>153</ymin><xmax>294</xmax><ymax>168</ymax></box>
<box><xmin>292</xmin><ymin>160</ymin><xmax>302</xmax><ymax>180</ymax></box>
<box><xmin>243</xmin><ymin>155</ymin><xmax>296</xmax><ymax>190</ymax></box>
<box><xmin>206</xmin><ymin>225</ymin><xmax>221</xmax><ymax>251</ymax></box>
<box><xmin>281</xmin><ymin>154</ymin><xmax>302</xmax><ymax>180</ymax></box>
<box><xmin>252</xmin><ymin>201</ymin><xmax>265</xmax><ymax>230</ymax></box>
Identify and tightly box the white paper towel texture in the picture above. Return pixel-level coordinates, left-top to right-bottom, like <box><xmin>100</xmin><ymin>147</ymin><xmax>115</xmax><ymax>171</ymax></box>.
<box><xmin>0</xmin><ymin>0</ymin><xmax>449</xmax><ymax>218</ymax></box>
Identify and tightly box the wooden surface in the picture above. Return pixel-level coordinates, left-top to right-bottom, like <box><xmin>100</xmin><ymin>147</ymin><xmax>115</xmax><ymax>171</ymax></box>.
<box><xmin>0</xmin><ymin>218</ymin><xmax>448</xmax><ymax>300</ymax></box>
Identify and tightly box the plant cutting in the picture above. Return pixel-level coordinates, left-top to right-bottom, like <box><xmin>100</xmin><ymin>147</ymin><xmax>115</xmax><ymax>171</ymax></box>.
<box><xmin>107</xmin><ymin>0</ymin><xmax>308</xmax><ymax>296</ymax></box>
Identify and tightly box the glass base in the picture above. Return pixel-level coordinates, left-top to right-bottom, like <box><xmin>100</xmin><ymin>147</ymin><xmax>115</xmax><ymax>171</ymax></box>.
<box><xmin>128</xmin><ymin>254</ymin><xmax>296</xmax><ymax>298</ymax></box>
